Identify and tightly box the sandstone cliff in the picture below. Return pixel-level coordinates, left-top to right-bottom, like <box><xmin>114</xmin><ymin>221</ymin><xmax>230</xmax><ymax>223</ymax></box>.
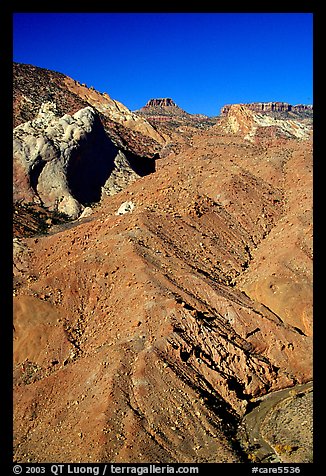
<box><xmin>144</xmin><ymin>98</ymin><xmax>179</xmax><ymax>108</ymax></box>
<box><xmin>221</xmin><ymin>102</ymin><xmax>313</xmax><ymax>115</ymax></box>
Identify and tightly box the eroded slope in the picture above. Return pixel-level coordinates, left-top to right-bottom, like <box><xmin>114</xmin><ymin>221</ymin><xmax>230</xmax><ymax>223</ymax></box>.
<box><xmin>13</xmin><ymin>119</ymin><xmax>312</xmax><ymax>462</ymax></box>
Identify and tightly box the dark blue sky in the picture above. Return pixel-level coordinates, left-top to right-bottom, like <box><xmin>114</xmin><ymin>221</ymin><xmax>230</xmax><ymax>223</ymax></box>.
<box><xmin>13</xmin><ymin>13</ymin><xmax>313</xmax><ymax>116</ymax></box>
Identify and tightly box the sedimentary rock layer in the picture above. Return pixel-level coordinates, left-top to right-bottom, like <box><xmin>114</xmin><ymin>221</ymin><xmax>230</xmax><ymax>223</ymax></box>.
<box><xmin>221</xmin><ymin>102</ymin><xmax>313</xmax><ymax>115</ymax></box>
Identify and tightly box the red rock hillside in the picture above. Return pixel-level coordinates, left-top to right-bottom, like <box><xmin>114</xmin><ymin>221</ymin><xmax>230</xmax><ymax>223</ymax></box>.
<box><xmin>13</xmin><ymin>65</ymin><xmax>313</xmax><ymax>464</ymax></box>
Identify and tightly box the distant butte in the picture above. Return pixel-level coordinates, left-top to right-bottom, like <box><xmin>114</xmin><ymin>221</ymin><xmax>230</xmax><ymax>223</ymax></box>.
<box><xmin>143</xmin><ymin>98</ymin><xmax>178</xmax><ymax>108</ymax></box>
<box><xmin>136</xmin><ymin>97</ymin><xmax>189</xmax><ymax>118</ymax></box>
<box><xmin>135</xmin><ymin>97</ymin><xmax>216</xmax><ymax>131</ymax></box>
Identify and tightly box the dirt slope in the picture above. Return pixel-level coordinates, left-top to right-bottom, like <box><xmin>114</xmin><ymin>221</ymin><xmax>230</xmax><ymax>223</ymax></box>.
<box><xmin>13</xmin><ymin>113</ymin><xmax>312</xmax><ymax>463</ymax></box>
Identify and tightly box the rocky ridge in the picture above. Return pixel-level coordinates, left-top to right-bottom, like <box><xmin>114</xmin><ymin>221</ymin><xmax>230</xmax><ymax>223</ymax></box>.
<box><xmin>13</xmin><ymin>62</ymin><xmax>165</xmax><ymax>155</ymax></box>
<box><xmin>13</xmin><ymin>64</ymin><xmax>313</xmax><ymax>463</ymax></box>
<box><xmin>221</xmin><ymin>102</ymin><xmax>313</xmax><ymax>115</ymax></box>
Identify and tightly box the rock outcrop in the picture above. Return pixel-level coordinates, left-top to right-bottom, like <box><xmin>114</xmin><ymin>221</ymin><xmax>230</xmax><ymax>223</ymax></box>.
<box><xmin>220</xmin><ymin>104</ymin><xmax>312</xmax><ymax>143</ymax></box>
<box><xmin>135</xmin><ymin>98</ymin><xmax>217</xmax><ymax>139</ymax></box>
<box><xmin>13</xmin><ymin>101</ymin><xmax>158</xmax><ymax>218</ymax></box>
<box><xmin>13</xmin><ymin>102</ymin><xmax>149</xmax><ymax>218</ymax></box>
<box><xmin>136</xmin><ymin>97</ymin><xmax>190</xmax><ymax>120</ymax></box>
<box><xmin>143</xmin><ymin>98</ymin><xmax>178</xmax><ymax>108</ymax></box>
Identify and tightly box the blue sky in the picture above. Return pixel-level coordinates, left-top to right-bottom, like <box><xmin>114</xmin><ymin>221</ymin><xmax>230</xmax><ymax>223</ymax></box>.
<box><xmin>13</xmin><ymin>13</ymin><xmax>313</xmax><ymax>116</ymax></box>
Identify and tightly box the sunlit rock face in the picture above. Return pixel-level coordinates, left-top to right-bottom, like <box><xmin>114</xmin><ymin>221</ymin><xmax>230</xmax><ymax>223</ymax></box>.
<box><xmin>220</xmin><ymin>104</ymin><xmax>312</xmax><ymax>142</ymax></box>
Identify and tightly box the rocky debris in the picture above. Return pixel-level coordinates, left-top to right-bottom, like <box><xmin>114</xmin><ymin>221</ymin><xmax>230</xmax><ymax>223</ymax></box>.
<box><xmin>115</xmin><ymin>201</ymin><xmax>135</xmax><ymax>215</ymax></box>
<box><xmin>13</xmin><ymin>295</ymin><xmax>73</xmax><ymax>374</ymax></box>
<box><xmin>13</xmin><ymin>237</ymin><xmax>28</xmax><ymax>266</ymax></box>
<box><xmin>13</xmin><ymin>201</ymin><xmax>69</xmax><ymax>238</ymax></box>
<box><xmin>220</xmin><ymin>104</ymin><xmax>312</xmax><ymax>143</ymax></box>
<box><xmin>77</xmin><ymin>207</ymin><xmax>93</xmax><ymax>220</ymax></box>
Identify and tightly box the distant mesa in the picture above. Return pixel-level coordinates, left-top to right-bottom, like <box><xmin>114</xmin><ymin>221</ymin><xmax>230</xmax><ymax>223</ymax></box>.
<box><xmin>143</xmin><ymin>98</ymin><xmax>179</xmax><ymax>108</ymax></box>
<box><xmin>134</xmin><ymin>97</ymin><xmax>191</xmax><ymax>126</ymax></box>
<box><xmin>221</xmin><ymin>102</ymin><xmax>313</xmax><ymax>115</ymax></box>
<box><xmin>135</xmin><ymin>98</ymin><xmax>214</xmax><ymax>127</ymax></box>
<box><xmin>136</xmin><ymin>97</ymin><xmax>188</xmax><ymax>119</ymax></box>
